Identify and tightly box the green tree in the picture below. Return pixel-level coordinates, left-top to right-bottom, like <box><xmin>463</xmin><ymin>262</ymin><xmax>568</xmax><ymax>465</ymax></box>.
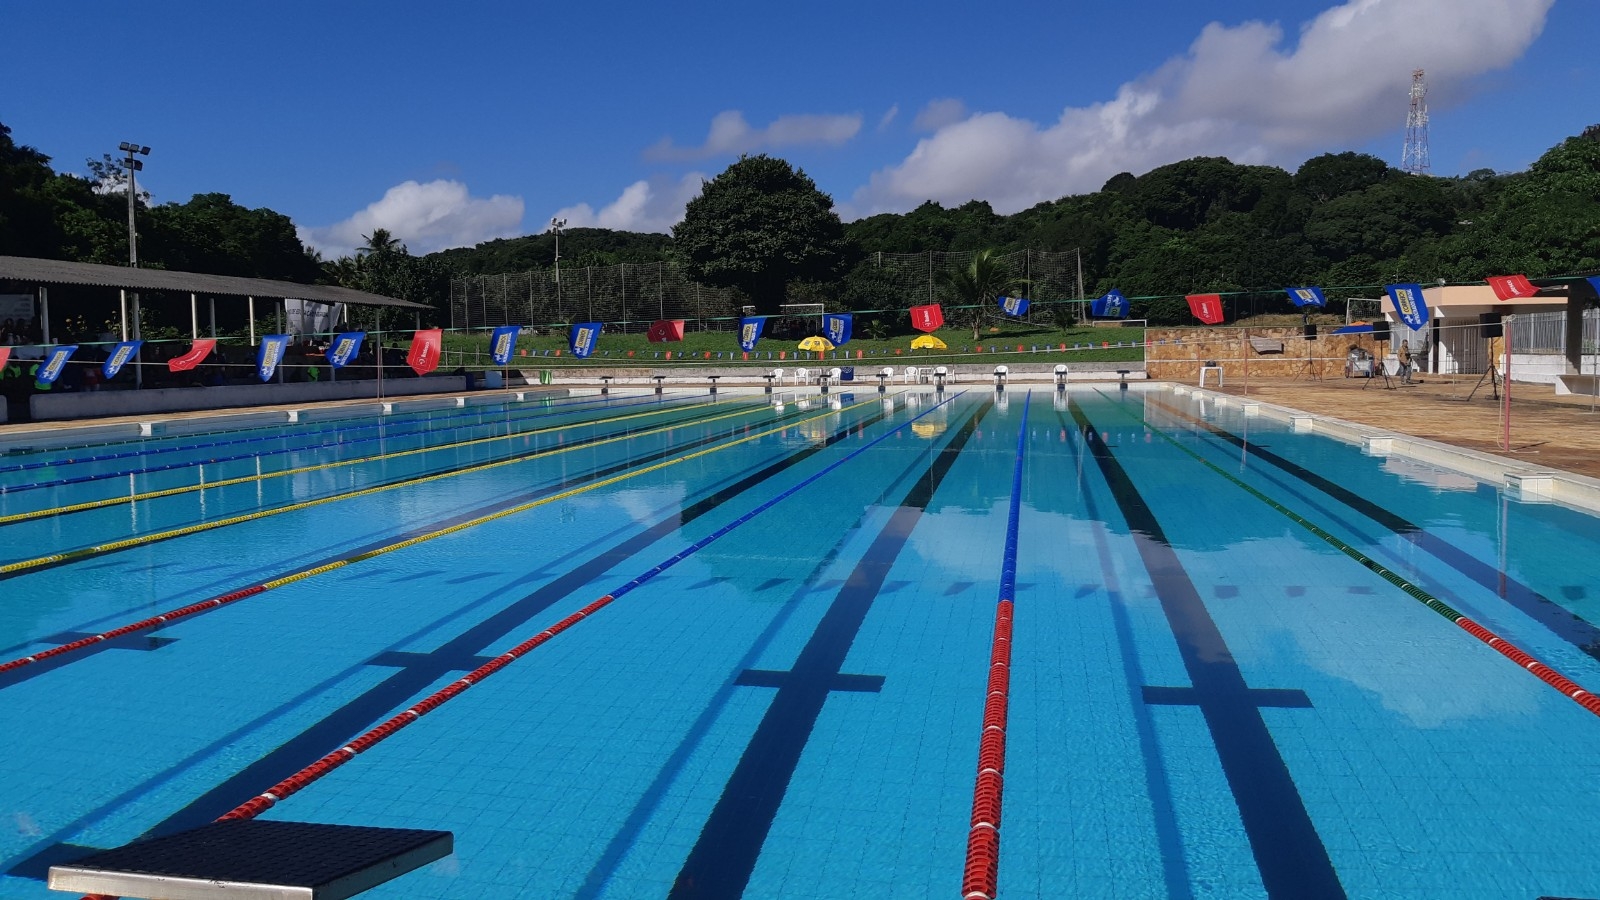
<box><xmin>358</xmin><ymin>228</ymin><xmax>404</xmax><ymax>257</ymax></box>
<box><xmin>936</xmin><ymin>249</ymin><xmax>1029</xmax><ymax>339</ymax></box>
<box><xmin>144</xmin><ymin>193</ymin><xmax>322</xmax><ymax>281</ymax></box>
<box><xmin>672</xmin><ymin>154</ymin><xmax>846</xmax><ymax>315</ymax></box>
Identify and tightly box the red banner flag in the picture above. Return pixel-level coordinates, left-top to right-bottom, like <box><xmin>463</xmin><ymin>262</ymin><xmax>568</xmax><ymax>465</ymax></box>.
<box><xmin>0</xmin><ymin>347</ymin><xmax>10</xmax><ymax>370</ymax></box>
<box><xmin>1487</xmin><ymin>275</ymin><xmax>1538</xmax><ymax>301</ymax></box>
<box><xmin>910</xmin><ymin>304</ymin><xmax>944</xmax><ymax>333</ymax></box>
<box><xmin>167</xmin><ymin>339</ymin><xmax>216</xmax><ymax>372</ymax></box>
<box><xmin>647</xmin><ymin>319</ymin><xmax>686</xmax><ymax>342</ymax></box>
<box><xmin>407</xmin><ymin>329</ymin><xmax>442</xmax><ymax>375</ymax></box>
<box><xmin>1186</xmin><ymin>293</ymin><xmax>1225</xmax><ymax>325</ymax></box>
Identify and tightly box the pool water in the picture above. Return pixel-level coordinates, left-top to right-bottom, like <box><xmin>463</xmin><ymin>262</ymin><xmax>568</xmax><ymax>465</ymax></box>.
<box><xmin>2</xmin><ymin>386</ymin><xmax>1600</xmax><ymax>899</ymax></box>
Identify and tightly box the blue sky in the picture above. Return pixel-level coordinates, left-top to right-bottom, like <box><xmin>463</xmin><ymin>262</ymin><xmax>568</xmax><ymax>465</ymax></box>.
<box><xmin>6</xmin><ymin>0</ymin><xmax>1593</xmax><ymax>258</ymax></box>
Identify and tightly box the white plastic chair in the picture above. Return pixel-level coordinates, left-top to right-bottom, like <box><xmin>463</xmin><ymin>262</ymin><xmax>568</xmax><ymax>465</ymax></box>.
<box><xmin>770</xmin><ymin>367</ymin><xmax>785</xmax><ymax>383</ymax></box>
<box><xmin>933</xmin><ymin>365</ymin><xmax>949</xmax><ymax>383</ymax></box>
<box><xmin>903</xmin><ymin>366</ymin><xmax>919</xmax><ymax>384</ymax></box>
<box><xmin>828</xmin><ymin>367</ymin><xmax>842</xmax><ymax>383</ymax></box>
<box><xmin>1054</xmin><ymin>363</ymin><xmax>1069</xmax><ymax>386</ymax></box>
<box><xmin>993</xmin><ymin>365</ymin><xmax>1009</xmax><ymax>386</ymax></box>
<box><xmin>793</xmin><ymin>367</ymin><xmax>810</xmax><ymax>385</ymax></box>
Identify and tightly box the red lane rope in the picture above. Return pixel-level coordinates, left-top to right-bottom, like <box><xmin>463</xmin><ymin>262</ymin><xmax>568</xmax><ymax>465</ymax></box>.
<box><xmin>962</xmin><ymin>392</ymin><xmax>1030</xmax><ymax>900</ymax></box>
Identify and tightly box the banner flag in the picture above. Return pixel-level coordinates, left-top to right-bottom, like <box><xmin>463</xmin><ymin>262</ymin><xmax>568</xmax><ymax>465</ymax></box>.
<box><xmin>256</xmin><ymin>334</ymin><xmax>289</xmax><ymax>382</ymax></box>
<box><xmin>1385</xmin><ymin>283</ymin><xmax>1430</xmax><ymax>331</ymax></box>
<box><xmin>998</xmin><ymin>295</ymin><xmax>1030</xmax><ymax>317</ymax></box>
<box><xmin>647</xmin><ymin>319</ymin><xmax>685</xmax><ymax>343</ymax></box>
<box><xmin>1589</xmin><ymin>276</ymin><xmax>1600</xmax><ymax>298</ymax></box>
<box><xmin>738</xmin><ymin>316</ymin><xmax>767</xmax><ymax>352</ymax></box>
<box><xmin>1186</xmin><ymin>293</ymin><xmax>1225</xmax><ymax>325</ymax></box>
<box><xmin>1487</xmin><ymin>274</ymin><xmax>1539</xmax><ymax>301</ymax></box>
<box><xmin>910</xmin><ymin>304</ymin><xmax>944</xmax><ymax>333</ymax></box>
<box><xmin>407</xmin><ymin>329</ymin><xmax>442</xmax><ymax>375</ymax></box>
<box><xmin>102</xmin><ymin>341</ymin><xmax>142</xmax><ymax>378</ymax></box>
<box><xmin>1286</xmin><ymin>286</ymin><xmax>1327</xmax><ymax>308</ymax></box>
<box><xmin>823</xmin><ymin>313</ymin><xmax>853</xmax><ymax>346</ymax></box>
<box><xmin>1090</xmin><ymin>289</ymin><xmax>1129</xmax><ymax>319</ymax></box>
<box><xmin>36</xmin><ymin>345</ymin><xmax>77</xmax><ymax>385</ymax></box>
<box><xmin>489</xmin><ymin>325</ymin><xmax>521</xmax><ymax>366</ymax></box>
<box><xmin>0</xmin><ymin>347</ymin><xmax>9</xmax><ymax>371</ymax></box>
<box><xmin>327</xmin><ymin>332</ymin><xmax>366</xmax><ymax>368</ymax></box>
<box><xmin>168</xmin><ymin>339</ymin><xmax>216</xmax><ymax>372</ymax></box>
<box><xmin>569</xmin><ymin>322</ymin><xmax>601</xmax><ymax>359</ymax></box>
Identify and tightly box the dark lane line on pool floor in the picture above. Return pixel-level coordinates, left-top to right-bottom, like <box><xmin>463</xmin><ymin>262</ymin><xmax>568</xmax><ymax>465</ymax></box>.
<box><xmin>668</xmin><ymin>398</ymin><xmax>993</xmax><ymax>900</ymax></box>
<box><xmin>0</xmin><ymin>401</ymin><xmax>848</xmax><ymax>688</ymax></box>
<box><xmin>1145</xmin><ymin>395</ymin><xmax>1600</xmax><ymax>662</ymax></box>
<box><xmin>5</xmin><ymin>401</ymin><xmax>909</xmax><ymax>879</ymax></box>
<box><xmin>1069</xmin><ymin>396</ymin><xmax>1346</xmax><ymax>900</ymax></box>
<box><xmin>1097</xmin><ymin>390</ymin><xmax>1600</xmax><ymax>721</ymax></box>
<box><xmin>0</xmin><ymin>399</ymin><xmax>772</xmax><ymax>578</ymax></box>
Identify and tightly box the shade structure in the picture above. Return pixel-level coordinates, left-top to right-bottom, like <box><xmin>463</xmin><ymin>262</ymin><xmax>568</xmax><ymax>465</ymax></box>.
<box><xmin>797</xmin><ymin>336</ymin><xmax>835</xmax><ymax>352</ymax></box>
<box><xmin>910</xmin><ymin>334</ymin><xmax>947</xmax><ymax>350</ymax></box>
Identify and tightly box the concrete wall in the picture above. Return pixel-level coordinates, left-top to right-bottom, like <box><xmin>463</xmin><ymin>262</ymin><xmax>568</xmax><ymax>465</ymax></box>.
<box><xmin>31</xmin><ymin>375</ymin><xmax>469</xmax><ymax>421</ymax></box>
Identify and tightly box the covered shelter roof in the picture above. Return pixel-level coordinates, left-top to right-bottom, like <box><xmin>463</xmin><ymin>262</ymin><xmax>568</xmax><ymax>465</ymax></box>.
<box><xmin>0</xmin><ymin>255</ymin><xmax>428</xmax><ymax>310</ymax></box>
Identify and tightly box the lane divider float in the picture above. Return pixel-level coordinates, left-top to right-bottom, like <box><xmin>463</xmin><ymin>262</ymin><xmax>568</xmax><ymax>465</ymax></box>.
<box><xmin>0</xmin><ymin>396</ymin><xmax>889</xmax><ymax>678</ymax></box>
<box><xmin>216</xmin><ymin>391</ymin><xmax>961</xmax><ymax>824</ymax></box>
<box><xmin>962</xmin><ymin>392</ymin><xmax>1030</xmax><ymax>900</ymax></box>
<box><xmin>1093</xmin><ymin>389</ymin><xmax>1600</xmax><ymax>720</ymax></box>
<box><xmin>0</xmin><ymin>400</ymin><xmax>769</xmax><ymax>574</ymax></box>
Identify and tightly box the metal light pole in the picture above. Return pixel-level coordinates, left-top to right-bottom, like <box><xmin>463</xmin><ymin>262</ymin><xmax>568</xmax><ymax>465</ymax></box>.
<box><xmin>119</xmin><ymin>142</ymin><xmax>151</xmax><ymax>266</ymax></box>
<box><xmin>550</xmin><ymin>217</ymin><xmax>566</xmax><ymax>316</ymax></box>
<box><xmin>119</xmin><ymin>141</ymin><xmax>151</xmax><ymax>389</ymax></box>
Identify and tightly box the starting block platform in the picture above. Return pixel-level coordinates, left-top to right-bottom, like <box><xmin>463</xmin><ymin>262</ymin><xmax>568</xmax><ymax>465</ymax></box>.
<box><xmin>48</xmin><ymin>820</ymin><xmax>452</xmax><ymax>900</ymax></box>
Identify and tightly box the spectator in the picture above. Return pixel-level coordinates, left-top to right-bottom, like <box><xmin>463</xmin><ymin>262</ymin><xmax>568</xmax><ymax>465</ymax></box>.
<box><xmin>1397</xmin><ymin>341</ymin><xmax>1413</xmax><ymax>384</ymax></box>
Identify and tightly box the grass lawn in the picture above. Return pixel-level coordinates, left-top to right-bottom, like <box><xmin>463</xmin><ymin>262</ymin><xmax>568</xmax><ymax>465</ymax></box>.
<box><xmin>439</xmin><ymin>322</ymin><xmax>1146</xmax><ymax>371</ymax></box>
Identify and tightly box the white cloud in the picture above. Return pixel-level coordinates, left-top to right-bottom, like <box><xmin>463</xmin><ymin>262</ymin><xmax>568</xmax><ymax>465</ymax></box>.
<box><xmin>877</xmin><ymin>104</ymin><xmax>900</xmax><ymax>132</ymax></box>
<box><xmin>912</xmin><ymin>98</ymin><xmax>967</xmax><ymax>132</ymax></box>
<box><xmin>846</xmin><ymin>0</ymin><xmax>1554</xmax><ymax>217</ymax></box>
<box><xmin>551</xmin><ymin>172</ymin><xmax>708</xmax><ymax>234</ymax></box>
<box><xmin>298</xmin><ymin>179</ymin><xmax>524</xmax><ymax>257</ymax></box>
<box><xmin>646</xmin><ymin>110</ymin><xmax>862</xmax><ymax>160</ymax></box>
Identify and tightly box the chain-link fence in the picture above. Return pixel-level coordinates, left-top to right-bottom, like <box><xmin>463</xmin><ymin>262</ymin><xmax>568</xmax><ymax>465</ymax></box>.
<box><xmin>449</xmin><ymin>250</ymin><xmax>1086</xmax><ymax>333</ymax></box>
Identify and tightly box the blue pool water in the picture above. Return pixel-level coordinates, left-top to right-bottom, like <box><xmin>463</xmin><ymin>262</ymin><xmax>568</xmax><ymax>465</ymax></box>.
<box><xmin>2</xmin><ymin>386</ymin><xmax>1600</xmax><ymax>899</ymax></box>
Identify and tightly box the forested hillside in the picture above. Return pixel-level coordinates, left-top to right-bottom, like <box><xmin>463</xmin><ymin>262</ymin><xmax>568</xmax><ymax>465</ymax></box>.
<box><xmin>3</xmin><ymin>117</ymin><xmax>1595</xmax><ymax>328</ymax></box>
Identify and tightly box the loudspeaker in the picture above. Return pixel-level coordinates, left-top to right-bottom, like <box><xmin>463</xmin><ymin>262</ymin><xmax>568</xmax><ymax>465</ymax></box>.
<box><xmin>1303</xmin><ymin>323</ymin><xmax>1318</xmax><ymax>340</ymax></box>
<box><xmin>1479</xmin><ymin>312</ymin><xmax>1503</xmax><ymax>339</ymax></box>
<box><xmin>1372</xmin><ymin>320</ymin><xmax>1391</xmax><ymax>342</ymax></box>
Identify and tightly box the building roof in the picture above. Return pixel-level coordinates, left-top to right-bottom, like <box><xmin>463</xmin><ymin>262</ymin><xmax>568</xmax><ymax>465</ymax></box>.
<box><xmin>0</xmin><ymin>256</ymin><xmax>429</xmax><ymax>310</ymax></box>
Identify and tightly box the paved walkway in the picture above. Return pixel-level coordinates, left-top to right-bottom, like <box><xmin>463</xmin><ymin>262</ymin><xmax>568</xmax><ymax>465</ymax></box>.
<box><xmin>1202</xmin><ymin>373</ymin><xmax>1600</xmax><ymax>480</ymax></box>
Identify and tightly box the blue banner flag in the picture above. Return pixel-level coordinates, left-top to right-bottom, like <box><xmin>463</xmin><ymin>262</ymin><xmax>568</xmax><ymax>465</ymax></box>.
<box><xmin>257</xmin><ymin>334</ymin><xmax>289</xmax><ymax>381</ymax></box>
<box><xmin>998</xmin><ymin>295</ymin><xmax>1031</xmax><ymax>317</ymax></box>
<box><xmin>738</xmin><ymin>316</ymin><xmax>767</xmax><ymax>352</ymax></box>
<box><xmin>102</xmin><ymin>341</ymin><xmax>142</xmax><ymax>379</ymax></box>
<box><xmin>569</xmin><ymin>322</ymin><xmax>602</xmax><ymax>359</ymax></box>
<box><xmin>823</xmin><ymin>313</ymin><xmax>852</xmax><ymax>346</ymax></box>
<box><xmin>1090</xmin><ymin>289</ymin><xmax>1129</xmax><ymax>319</ymax></box>
<box><xmin>1385</xmin><ymin>283</ymin><xmax>1430</xmax><ymax>331</ymax></box>
<box><xmin>1588</xmin><ymin>276</ymin><xmax>1600</xmax><ymax>298</ymax></box>
<box><xmin>327</xmin><ymin>331</ymin><xmax>366</xmax><ymax>368</ymax></box>
<box><xmin>1286</xmin><ymin>286</ymin><xmax>1327</xmax><ymax>308</ymax></box>
<box><xmin>36</xmin><ymin>345</ymin><xmax>77</xmax><ymax>386</ymax></box>
<box><xmin>490</xmin><ymin>325</ymin><xmax>522</xmax><ymax>366</ymax></box>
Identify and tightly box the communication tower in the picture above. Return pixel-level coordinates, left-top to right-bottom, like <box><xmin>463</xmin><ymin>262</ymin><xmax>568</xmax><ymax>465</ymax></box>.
<box><xmin>1401</xmin><ymin>69</ymin><xmax>1430</xmax><ymax>175</ymax></box>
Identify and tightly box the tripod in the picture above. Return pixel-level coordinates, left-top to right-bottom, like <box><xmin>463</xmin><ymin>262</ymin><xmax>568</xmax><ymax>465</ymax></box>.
<box><xmin>1294</xmin><ymin>320</ymin><xmax>1322</xmax><ymax>382</ymax></box>
<box><xmin>1362</xmin><ymin>336</ymin><xmax>1395</xmax><ymax>390</ymax></box>
<box><xmin>1465</xmin><ymin>337</ymin><xmax>1502</xmax><ymax>401</ymax></box>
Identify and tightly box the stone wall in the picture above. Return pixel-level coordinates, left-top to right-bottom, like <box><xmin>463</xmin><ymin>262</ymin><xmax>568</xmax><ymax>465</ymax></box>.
<box><xmin>1146</xmin><ymin>326</ymin><xmax>1388</xmax><ymax>382</ymax></box>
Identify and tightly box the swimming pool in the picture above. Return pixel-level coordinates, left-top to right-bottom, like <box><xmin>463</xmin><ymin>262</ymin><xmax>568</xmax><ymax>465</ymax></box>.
<box><xmin>2</xmin><ymin>386</ymin><xmax>1599</xmax><ymax>899</ymax></box>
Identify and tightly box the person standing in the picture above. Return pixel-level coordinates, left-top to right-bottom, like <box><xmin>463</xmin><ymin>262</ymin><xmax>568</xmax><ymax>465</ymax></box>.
<box><xmin>1398</xmin><ymin>340</ymin><xmax>1413</xmax><ymax>384</ymax></box>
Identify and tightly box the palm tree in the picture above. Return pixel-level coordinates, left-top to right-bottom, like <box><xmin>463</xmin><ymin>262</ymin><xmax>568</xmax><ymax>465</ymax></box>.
<box><xmin>357</xmin><ymin>228</ymin><xmax>404</xmax><ymax>257</ymax></box>
<box><xmin>937</xmin><ymin>249</ymin><xmax>1029</xmax><ymax>340</ymax></box>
